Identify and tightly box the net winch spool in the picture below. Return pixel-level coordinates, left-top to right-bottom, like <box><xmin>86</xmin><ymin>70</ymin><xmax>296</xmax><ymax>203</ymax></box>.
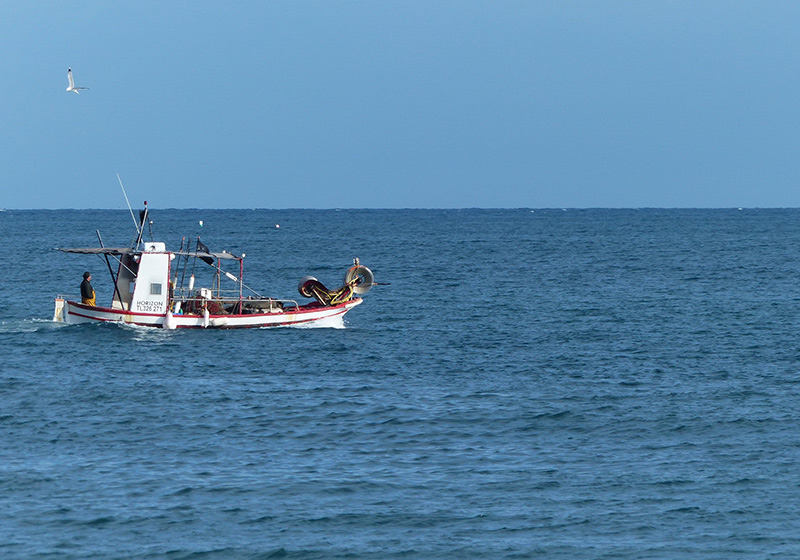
<box><xmin>344</xmin><ymin>265</ymin><xmax>374</xmax><ymax>295</ymax></box>
<box><xmin>298</xmin><ymin>276</ymin><xmax>320</xmax><ymax>298</ymax></box>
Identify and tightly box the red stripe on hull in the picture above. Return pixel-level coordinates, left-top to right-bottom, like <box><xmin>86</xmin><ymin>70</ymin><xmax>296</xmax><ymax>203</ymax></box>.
<box><xmin>65</xmin><ymin>299</ymin><xmax>359</xmax><ymax>329</ymax></box>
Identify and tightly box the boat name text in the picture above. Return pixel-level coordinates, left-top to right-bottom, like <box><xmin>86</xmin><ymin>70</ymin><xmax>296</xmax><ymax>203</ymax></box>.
<box><xmin>135</xmin><ymin>300</ymin><xmax>165</xmax><ymax>313</ymax></box>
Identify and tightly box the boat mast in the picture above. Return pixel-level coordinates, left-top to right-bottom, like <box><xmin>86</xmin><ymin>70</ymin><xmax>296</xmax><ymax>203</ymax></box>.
<box><xmin>136</xmin><ymin>202</ymin><xmax>149</xmax><ymax>246</ymax></box>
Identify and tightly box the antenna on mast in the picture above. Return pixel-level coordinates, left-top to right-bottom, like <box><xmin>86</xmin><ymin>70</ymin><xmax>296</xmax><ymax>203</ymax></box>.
<box><xmin>117</xmin><ymin>173</ymin><xmax>141</xmax><ymax>238</ymax></box>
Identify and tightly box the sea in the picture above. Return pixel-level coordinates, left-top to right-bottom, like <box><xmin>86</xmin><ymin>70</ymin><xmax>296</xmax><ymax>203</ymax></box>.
<box><xmin>2</xmin><ymin>208</ymin><xmax>800</xmax><ymax>559</ymax></box>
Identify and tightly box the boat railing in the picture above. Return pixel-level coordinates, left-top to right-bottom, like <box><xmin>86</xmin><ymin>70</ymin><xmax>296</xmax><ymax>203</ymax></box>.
<box><xmin>171</xmin><ymin>289</ymin><xmax>301</xmax><ymax>314</ymax></box>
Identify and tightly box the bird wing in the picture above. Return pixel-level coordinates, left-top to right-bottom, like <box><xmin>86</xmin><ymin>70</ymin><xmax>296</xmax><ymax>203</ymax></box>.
<box><xmin>67</xmin><ymin>69</ymin><xmax>75</xmax><ymax>88</ymax></box>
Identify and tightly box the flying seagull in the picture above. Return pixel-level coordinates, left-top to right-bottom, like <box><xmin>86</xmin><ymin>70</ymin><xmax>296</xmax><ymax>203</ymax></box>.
<box><xmin>66</xmin><ymin>68</ymin><xmax>88</xmax><ymax>94</ymax></box>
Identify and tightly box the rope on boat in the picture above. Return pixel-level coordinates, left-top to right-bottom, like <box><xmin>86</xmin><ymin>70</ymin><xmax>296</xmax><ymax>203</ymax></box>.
<box><xmin>298</xmin><ymin>277</ymin><xmax>355</xmax><ymax>306</ymax></box>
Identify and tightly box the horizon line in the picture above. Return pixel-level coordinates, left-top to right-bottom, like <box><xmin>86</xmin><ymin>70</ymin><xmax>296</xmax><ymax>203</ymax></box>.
<box><xmin>1</xmin><ymin>206</ymin><xmax>796</xmax><ymax>212</ymax></box>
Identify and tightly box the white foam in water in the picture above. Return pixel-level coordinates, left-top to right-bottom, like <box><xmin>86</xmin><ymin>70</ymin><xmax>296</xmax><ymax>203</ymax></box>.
<box><xmin>0</xmin><ymin>318</ymin><xmax>65</xmax><ymax>334</ymax></box>
<box><xmin>292</xmin><ymin>314</ymin><xmax>346</xmax><ymax>329</ymax></box>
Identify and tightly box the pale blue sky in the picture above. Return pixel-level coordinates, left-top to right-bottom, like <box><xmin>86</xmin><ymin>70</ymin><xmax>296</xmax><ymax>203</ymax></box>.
<box><xmin>2</xmin><ymin>1</ymin><xmax>798</xmax><ymax>209</ymax></box>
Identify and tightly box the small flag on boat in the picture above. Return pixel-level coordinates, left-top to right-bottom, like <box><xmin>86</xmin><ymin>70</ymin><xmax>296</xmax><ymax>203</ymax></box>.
<box><xmin>196</xmin><ymin>239</ymin><xmax>214</xmax><ymax>265</ymax></box>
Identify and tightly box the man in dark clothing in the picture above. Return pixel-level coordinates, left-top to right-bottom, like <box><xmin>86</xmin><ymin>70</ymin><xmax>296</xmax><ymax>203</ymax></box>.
<box><xmin>80</xmin><ymin>271</ymin><xmax>96</xmax><ymax>306</ymax></box>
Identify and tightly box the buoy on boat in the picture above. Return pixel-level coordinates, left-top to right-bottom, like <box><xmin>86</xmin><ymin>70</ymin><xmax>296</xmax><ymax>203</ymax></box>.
<box><xmin>202</xmin><ymin>307</ymin><xmax>210</xmax><ymax>328</ymax></box>
<box><xmin>163</xmin><ymin>310</ymin><xmax>176</xmax><ymax>330</ymax></box>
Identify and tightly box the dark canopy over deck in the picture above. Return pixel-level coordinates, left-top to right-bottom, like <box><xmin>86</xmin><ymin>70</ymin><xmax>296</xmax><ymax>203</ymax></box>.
<box><xmin>57</xmin><ymin>247</ymin><xmax>240</xmax><ymax>260</ymax></box>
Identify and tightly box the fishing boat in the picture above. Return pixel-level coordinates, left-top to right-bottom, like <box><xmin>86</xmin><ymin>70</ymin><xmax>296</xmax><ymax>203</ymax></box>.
<box><xmin>53</xmin><ymin>202</ymin><xmax>375</xmax><ymax>329</ymax></box>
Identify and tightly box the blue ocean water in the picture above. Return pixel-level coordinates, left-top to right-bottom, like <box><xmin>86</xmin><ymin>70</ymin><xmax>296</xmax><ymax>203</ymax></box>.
<box><xmin>2</xmin><ymin>208</ymin><xmax>800</xmax><ymax>559</ymax></box>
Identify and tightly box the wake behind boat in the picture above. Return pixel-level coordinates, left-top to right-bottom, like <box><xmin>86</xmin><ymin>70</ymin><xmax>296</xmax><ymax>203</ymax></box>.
<box><xmin>53</xmin><ymin>202</ymin><xmax>375</xmax><ymax>329</ymax></box>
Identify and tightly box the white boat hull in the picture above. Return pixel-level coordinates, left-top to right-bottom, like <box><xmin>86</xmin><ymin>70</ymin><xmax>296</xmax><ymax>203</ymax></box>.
<box><xmin>56</xmin><ymin>298</ymin><xmax>362</xmax><ymax>329</ymax></box>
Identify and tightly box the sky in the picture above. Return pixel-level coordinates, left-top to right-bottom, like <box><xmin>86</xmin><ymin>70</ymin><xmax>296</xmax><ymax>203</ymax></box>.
<box><xmin>1</xmin><ymin>1</ymin><xmax>799</xmax><ymax>209</ymax></box>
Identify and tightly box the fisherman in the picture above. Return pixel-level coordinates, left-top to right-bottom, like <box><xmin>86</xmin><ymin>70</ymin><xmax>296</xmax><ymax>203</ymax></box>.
<box><xmin>80</xmin><ymin>271</ymin><xmax>96</xmax><ymax>306</ymax></box>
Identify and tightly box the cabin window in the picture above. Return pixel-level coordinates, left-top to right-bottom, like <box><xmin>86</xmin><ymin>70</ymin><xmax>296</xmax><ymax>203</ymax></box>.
<box><xmin>150</xmin><ymin>283</ymin><xmax>162</xmax><ymax>295</ymax></box>
<box><xmin>129</xmin><ymin>282</ymin><xmax>136</xmax><ymax>294</ymax></box>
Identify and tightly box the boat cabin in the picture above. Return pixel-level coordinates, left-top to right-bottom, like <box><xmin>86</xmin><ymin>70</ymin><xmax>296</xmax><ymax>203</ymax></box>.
<box><xmin>113</xmin><ymin>242</ymin><xmax>170</xmax><ymax>314</ymax></box>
